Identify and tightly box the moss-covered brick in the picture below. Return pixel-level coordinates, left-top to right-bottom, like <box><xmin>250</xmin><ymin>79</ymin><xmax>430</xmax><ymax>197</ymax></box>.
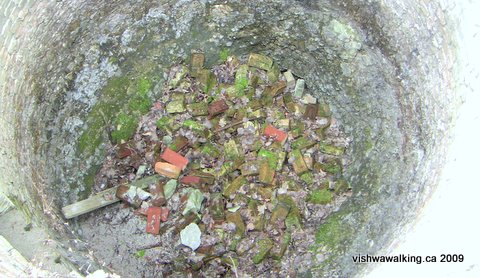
<box><xmin>316</xmin><ymin>159</ymin><xmax>342</xmax><ymax>174</ymax></box>
<box><xmin>291</xmin><ymin>136</ymin><xmax>316</xmax><ymax>150</ymax></box>
<box><xmin>290</xmin><ymin>122</ymin><xmax>305</xmax><ymax>138</ymax></box>
<box><xmin>169</xmin><ymin>65</ymin><xmax>188</xmax><ymax>89</ymax></box>
<box><xmin>267</xmin><ymin>63</ymin><xmax>280</xmax><ymax>83</ymax></box>
<box><xmin>247</xmin><ymin>53</ymin><xmax>273</xmax><ymax>71</ymax></box>
<box><xmin>269</xmin><ymin>202</ymin><xmax>290</xmax><ymax>226</ymax></box>
<box><xmin>166</xmin><ymin>99</ymin><xmax>186</xmax><ymax>114</ymax></box>
<box><xmin>234</xmin><ymin>65</ymin><xmax>249</xmax><ymax>96</ymax></box>
<box><xmin>277</xmin><ymin>194</ymin><xmax>302</xmax><ymax>230</ymax></box>
<box><xmin>318</xmin><ymin>142</ymin><xmax>345</xmax><ymax>155</ymax></box>
<box><xmin>198</xmin><ymin>69</ymin><xmax>217</xmax><ymax>94</ymax></box>
<box><xmin>217</xmin><ymin>161</ymin><xmax>234</xmax><ymax>178</ymax></box>
<box><xmin>224</xmin><ymin>139</ymin><xmax>240</xmax><ymax>160</ymax></box>
<box><xmin>183</xmin><ymin>119</ymin><xmax>205</xmax><ymax>133</ymax></box>
<box><xmin>259</xmin><ymin>160</ymin><xmax>275</xmax><ymax>185</ymax></box>
<box><xmin>307</xmin><ymin>189</ymin><xmax>333</xmax><ymax>204</ymax></box>
<box><xmin>289</xmin><ymin>149</ymin><xmax>308</xmax><ymax>175</ymax></box>
<box><xmin>190</xmin><ymin>52</ymin><xmax>205</xmax><ymax>77</ymax></box>
<box><xmin>252</xmin><ymin>237</ymin><xmax>274</xmax><ymax>264</ymax></box>
<box><xmin>201</xmin><ymin>143</ymin><xmax>221</xmax><ymax>157</ymax></box>
<box><xmin>226</xmin><ymin>211</ymin><xmax>245</xmax><ymax>236</ymax></box>
<box><xmin>223</xmin><ymin>176</ymin><xmax>247</xmax><ymax>197</ymax></box>
<box><xmin>258</xmin><ymin>149</ymin><xmax>277</xmax><ymax>169</ymax></box>
<box><xmin>210</xmin><ymin>193</ymin><xmax>225</xmax><ymax>223</ymax></box>
<box><xmin>300</xmin><ymin>172</ymin><xmax>314</xmax><ymax>185</ymax></box>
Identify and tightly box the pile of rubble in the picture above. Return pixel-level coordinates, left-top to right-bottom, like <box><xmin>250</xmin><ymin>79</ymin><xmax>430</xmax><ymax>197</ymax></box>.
<box><xmin>94</xmin><ymin>51</ymin><xmax>351</xmax><ymax>270</ymax></box>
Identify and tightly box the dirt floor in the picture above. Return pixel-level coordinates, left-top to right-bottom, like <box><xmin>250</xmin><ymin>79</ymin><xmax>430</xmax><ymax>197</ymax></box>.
<box><xmin>0</xmin><ymin>209</ymin><xmax>75</xmax><ymax>277</ymax></box>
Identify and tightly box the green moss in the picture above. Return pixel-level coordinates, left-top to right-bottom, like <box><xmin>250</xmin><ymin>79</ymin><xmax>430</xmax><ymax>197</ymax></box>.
<box><xmin>128</xmin><ymin>94</ymin><xmax>151</xmax><ymax>114</ymax></box>
<box><xmin>277</xmin><ymin>194</ymin><xmax>302</xmax><ymax>229</ymax></box>
<box><xmin>258</xmin><ymin>149</ymin><xmax>278</xmax><ymax>169</ymax></box>
<box><xmin>315</xmin><ymin>212</ymin><xmax>352</xmax><ymax>250</ymax></box>
<box><xmin>127</xmin><ymin>78</ymin><xmax>153</xmax><ymax>114</ymax></box>
<box><xmin>235</xmin><ymin>76</ymin><xmax>248</xmax><ymax>94</ymax></box>
<box><xmin>135</xmin><ymin>249</ymin><xmax>146</xmax><ymax>258</ymax></box>
<box><xmin>111</xmin><ymin>112</ymin><xmax>138</xmax><ymax>143</ymax></box>
<box><xmin>136</xmin><ymin>78</ymin><xmax>153</xmax><ymax>95</ymax></box>
<box><xmin>318</xmin><ymin>159</ymin><xmax>342</xmax><ymax>174</ymax></box>
<box><xmin>219</xmin><ymin>48</ymin><xmax>230</xmax><ymax>62</ymax></box>
<box><xmin>156</xmin><ymin>117</ymin><xmax>170</xmax><ymax>129</ymax></box>
<box><xmin>300</xmin><ymin>172</ymin><xmax>314</xmax><ymax>185</ymax></box>
<box><xmin>77</xmin><ymin>76</ymin><xmax>131</xmax><ymax>154</ymax></box>
<box><xmin>183</xmin><ymin>119</ymin><xmax>205</xmax><ymax>132</ymax></box>
<box><xmin>307</xmin><ymin>189</ymin><xmax>333</xmax><ymax>204</ymax></box>
<box><xmin>201</xmin><ymin>143</ymin><xmax>221</xmax><ymax>157</ymax></box>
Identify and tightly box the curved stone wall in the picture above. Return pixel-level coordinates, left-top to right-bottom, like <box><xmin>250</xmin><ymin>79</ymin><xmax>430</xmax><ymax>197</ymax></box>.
<box><xmin>0</xmin><ymin>0</ymin><xmax>459</xmax><ymax>276</ymax></box>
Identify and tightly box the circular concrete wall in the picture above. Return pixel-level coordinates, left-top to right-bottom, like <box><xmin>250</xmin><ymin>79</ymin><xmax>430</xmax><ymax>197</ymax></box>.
<box><xmin>0</xmin><ymin>0</ymin><xmax>459</xmax><ymax>276</ymax></box>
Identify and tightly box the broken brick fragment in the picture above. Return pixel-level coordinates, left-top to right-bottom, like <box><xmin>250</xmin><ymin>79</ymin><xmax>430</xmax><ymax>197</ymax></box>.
<box><xmin>264</xmin><ymin>124</ymin><xmax>287</xmax><ymax>143</ymax></box>
<box><xmin>150</xmin><ymin>182</ymin><xmax>167</xmax><ymax>207</ymax></box>
<box><xmin>160</xmin><ymin>207</ymin><xmax>169</xmax><ymax>222</ymax></box>
<box><xmin>169</xmin><ymin>136</ymin><xmax>189</xmax><ymax>152</ymax></box>
<box><xmin>115</xmin><ymin>185</ymin><xmax>130</xmax><ymax>200</ymax></box>
<box><xmin>304</xmin><ymin>103</ymin><xmax>319</xmax><ymax>120</ymax></box>
<box><xmin>160</xmin><ymin>148</ymin><xmax>189</xmax><ymax>170</ymax></box>
<box><xmin>146</xmin><ymin>206</ymin><xmax>162</xmax><ymax>235</ymax></box>
<box><xmin>180</xmin><ymin>176</ymin><xmax>201</xmax><ymax>185</ymax></box>
<box><xmin>208</xmin><ymin>99</ymin><xmax>229</xmax><ymax>118</ymax></box>
<box><xmin>154</xmin><ymin>162</ymin><xmax>181</xmax><ymax>179</ymax></box>
<box><xmin>117</xmin><ymin>143</ymin><xmax>133</xmax><ymax>159</ymax></box>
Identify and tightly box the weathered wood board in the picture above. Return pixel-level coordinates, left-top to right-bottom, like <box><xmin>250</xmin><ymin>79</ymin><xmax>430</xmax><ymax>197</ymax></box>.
<box><xmin>62</xmin><ymin>175</ymin><xmax>161</xmax><ymax>219</ymax></box>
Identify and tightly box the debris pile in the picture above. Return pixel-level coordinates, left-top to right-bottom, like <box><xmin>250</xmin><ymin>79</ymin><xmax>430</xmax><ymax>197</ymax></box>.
<box><xmin>93</xmin><ymin>51</ymin><xmax>351</xmax><ymax>270</ymax></box>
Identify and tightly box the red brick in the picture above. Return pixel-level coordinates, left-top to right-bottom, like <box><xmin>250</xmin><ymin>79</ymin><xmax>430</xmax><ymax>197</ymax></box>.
<box><xmin>264</xmin><ymin>124</ymin><xmax>287</xmax><ymax>142</ymax></box>
<box><xmin>160</xmin><ymin>148</ymin><xmax>189</xmax><ymax>170</ymax></box>
<box><xmin>146</xmin><ymin>207</ymin><xmax>162</xmax><ymax>235</ymax></box>
<box><xmin>180</xmin><ymin>176</ymin><xmax>201</xmax><ymax>185</ymax></box>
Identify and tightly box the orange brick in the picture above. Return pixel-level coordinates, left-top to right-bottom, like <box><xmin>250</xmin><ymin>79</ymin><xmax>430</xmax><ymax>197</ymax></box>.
<box><xmin>264</xmin><ymin>124</ymin><xmax>287</xmax><ymax>142</ymax></box>
<box><xmin>161</xmin><ymin>148</ymin><xmax>189</xmax><ymax>170</ymax></box>
<box><xmin>146</xmin><ymin>207</ymin><xmax>162</xmax><ymax>235</ymax></box>
<box><xmin>155</xmin><ymin>162</ymin><xmax>181</xmax><ymax>179</ymax></box>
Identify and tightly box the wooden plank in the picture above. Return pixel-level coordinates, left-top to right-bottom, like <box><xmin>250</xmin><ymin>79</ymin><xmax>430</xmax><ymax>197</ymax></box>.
<box><xmin>62</xmin><ymin>175</ymin><xmax>161</xmax><ymax>219</ymax></box>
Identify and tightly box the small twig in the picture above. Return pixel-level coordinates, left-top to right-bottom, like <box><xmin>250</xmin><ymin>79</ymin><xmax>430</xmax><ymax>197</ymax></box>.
<box><xmin>137</xmin><ymin>242</ymin><xmax>162</xmax><ymax>251</ymax></box>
